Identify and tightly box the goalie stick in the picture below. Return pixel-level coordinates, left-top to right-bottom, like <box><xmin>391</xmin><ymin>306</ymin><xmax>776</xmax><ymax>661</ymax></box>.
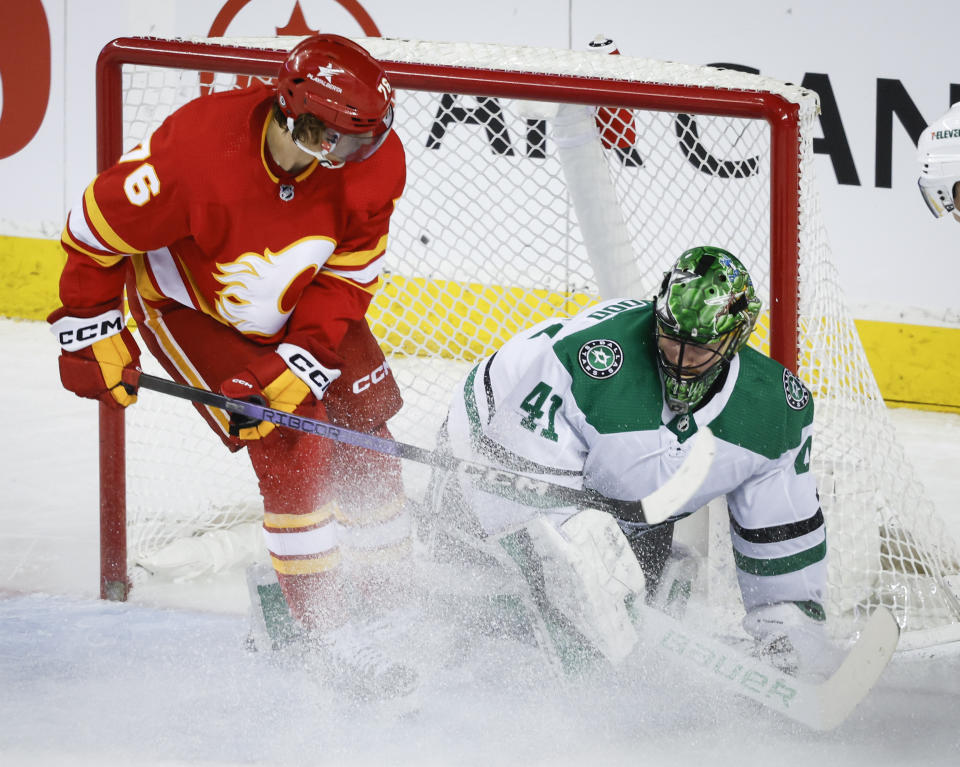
<box><xmin>129</xmin><ymin>372</ymin><xmax>716</xmax><ymax>525</ymax></box>
<box><xmin>631</xmin><ymin>599</ymin><xmax>901</xmax><ymax>731</ymax></box>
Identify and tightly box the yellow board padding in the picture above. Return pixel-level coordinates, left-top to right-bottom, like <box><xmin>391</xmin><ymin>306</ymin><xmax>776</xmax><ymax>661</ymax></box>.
<box><xmin>366</xmin><ymin>273</ymin><xmax>595</xmax><ymax>361</ymax></box>
<box><xmin>0</xmin><ymin>235</ymin><xmax>65</xmax><ymax>321</ymax></box>
<box><xmin>854</xmin><ymin>319</ymin><xmax>959</xmax><ymax>412</ymax></box>
<box><xmin>3</xmin><ymin>233</ymin><xmax>958</xmax><ymax>411</ymax></box>
<box><xmin>364</xmin><ymin>280</ymin><xmax>959</xmax><ymax>412</ymax></box>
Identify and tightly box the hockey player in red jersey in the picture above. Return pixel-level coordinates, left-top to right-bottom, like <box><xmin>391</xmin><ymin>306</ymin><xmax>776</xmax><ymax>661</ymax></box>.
<box><xmin>48</xmin><ymin>35</ymin><xmax>415</xmax><ymax>696</ymax></box>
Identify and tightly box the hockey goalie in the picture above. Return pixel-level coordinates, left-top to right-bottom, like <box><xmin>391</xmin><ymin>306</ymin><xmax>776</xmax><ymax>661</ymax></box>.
<box><xmin>425</xmin><ymin>246</ymin><xmax>839</xmax><ymax>680</ymax></box>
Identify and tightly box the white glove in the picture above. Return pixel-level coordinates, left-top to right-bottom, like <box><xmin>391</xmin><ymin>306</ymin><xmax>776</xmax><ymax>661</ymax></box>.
<box><xmin>742</xmin><ymin>602</ymin><xmax>839</xmax><ymax>678</ymax></box>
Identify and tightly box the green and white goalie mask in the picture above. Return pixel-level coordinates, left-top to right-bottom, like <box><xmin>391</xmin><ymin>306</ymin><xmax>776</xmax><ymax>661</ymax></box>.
<box><xmin>653</xmin><ymin>246</ymin><xmax>762</xmax><ymax>412</ymax></box>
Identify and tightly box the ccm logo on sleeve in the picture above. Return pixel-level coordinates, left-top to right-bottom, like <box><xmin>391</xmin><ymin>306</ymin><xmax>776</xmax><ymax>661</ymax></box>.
<box><xmin>277</xmin><ymin>343</ymin><xmax>342</xmax><ymax>400</ymax></box>
<box><xmin>50</xmin><ymin>309</ymin><xmax>125</xmax><ymax>352</ymax></box>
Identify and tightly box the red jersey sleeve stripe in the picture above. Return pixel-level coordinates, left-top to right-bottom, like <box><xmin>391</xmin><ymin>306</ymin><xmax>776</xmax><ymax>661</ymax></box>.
<box><xmin>63</xmin><ymin>190</ymin><xmax>124</xmax><ymax>257</ymax></box>
<box><xmin>320</xmin><ymin>270</ymin><xmax>382</xmax><ymax>295</ymax></box>
<box><xmin>326</xmin><ymin>233</ymin><xmax>388</xmax><ymax>268</ymax></box>
<box><xmin>83</xmin><ymin>182</ymin><xmax>140</xmax><ymax>254</ymax></box>
<box><xmin>61</xmin><ymin>224</ymin><xmax>124</xmax><ymax>267</ymax></box>
<box><xmin>323</xmin><ymin>251</ymin><xmax>384</xmax><ymax>282</ymax></box>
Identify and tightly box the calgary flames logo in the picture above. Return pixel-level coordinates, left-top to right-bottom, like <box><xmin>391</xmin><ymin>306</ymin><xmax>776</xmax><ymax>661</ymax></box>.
<box><xmin>213</xmin><ymin>237</ymin><xmax>335</xmax><ymax>335</ymax></box>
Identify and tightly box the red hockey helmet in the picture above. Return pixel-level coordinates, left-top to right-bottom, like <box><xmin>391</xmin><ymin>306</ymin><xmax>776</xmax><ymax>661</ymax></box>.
<box><xmin>276</xmin><ymin>34</ymin><xmax>394</xmax><ymax>163</ymax></box>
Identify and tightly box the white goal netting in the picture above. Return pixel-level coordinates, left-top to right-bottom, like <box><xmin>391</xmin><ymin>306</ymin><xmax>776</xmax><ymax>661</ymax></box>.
<box><xmin>106</xmin><ymin>36</ymin><xmax>960</xmax><ymax>648</ymax></box>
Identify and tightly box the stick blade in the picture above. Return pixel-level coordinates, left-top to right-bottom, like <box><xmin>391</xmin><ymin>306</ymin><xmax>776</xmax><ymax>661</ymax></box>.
<box><xmin>636</xmin><ymin>602</ymin><xmax>900</xmax><ymax>732</ymax></box>
<box><xmin>807</xmin><ymin>607</ymin><xmax>900</xmax><ymax>730</ymax></box>
<box><xmin>641</xmin><ymin>426</ymin><xmax>717</xmax><ymax>525</ymax></box>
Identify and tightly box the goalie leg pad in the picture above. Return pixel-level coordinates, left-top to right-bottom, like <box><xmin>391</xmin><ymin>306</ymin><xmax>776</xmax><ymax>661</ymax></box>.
<box><xmin>498</xmin><ymin>509</ymin><xmax>646</xmax><ymax>667</ymax></box>
<box><xmin>623</xmin><ymin>521</ymin><xmax>676</xmax><ymax>599</ymax></box>
<box><xmin>246</xmin><ymin>561</ymin><xmax>305</xmax><ymax>653</ymax></box>
<box><xmin>646</xmin><ymin>541</ymin><xmax>700</xmax><ymax>619</ymax></box>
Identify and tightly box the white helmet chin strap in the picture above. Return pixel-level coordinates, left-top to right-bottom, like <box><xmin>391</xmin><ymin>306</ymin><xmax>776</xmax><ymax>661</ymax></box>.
<box><xmin>286</xmin><ymin>116</ymin><xmax>344</xmax><ymax>169</ymax></box>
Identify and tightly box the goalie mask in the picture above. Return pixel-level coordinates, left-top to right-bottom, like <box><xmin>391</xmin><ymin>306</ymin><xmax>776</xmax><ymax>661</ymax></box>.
<box><xmin>654</xmin><ymin>246</ymin><xmax>761</xmax><ymax>413</ymax></box>
<box><xmin>276</xmin><ymin>34</ymin><xmax>394</xmax><ymax>165</ymax></box>
<box><xmin>917</xmin><ymin>102</ymin><xmax>960</xmax><ymax>219</ymax></box>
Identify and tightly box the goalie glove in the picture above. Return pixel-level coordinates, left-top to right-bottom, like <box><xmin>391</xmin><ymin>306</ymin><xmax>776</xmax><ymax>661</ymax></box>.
<box><xmin>220</xmin><ymin>343</ymin><xmax>341</xmax><ymax>440</ymax></box>
<box><xmin>742</xmin><ymin>601</ymin><xmax>835</xmax><ymax>677</ymax></box>
<box><xmin>48</xmin><ymin>304</ymin><xmax>141</xmax><ymax>408</ymax></box>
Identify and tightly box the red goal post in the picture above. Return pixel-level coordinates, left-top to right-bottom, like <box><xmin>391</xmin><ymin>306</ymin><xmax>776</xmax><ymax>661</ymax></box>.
<box><xmin>92</xmin><ymin>36</ymin><xmax>960</xmax><ymax>649</ymax></box>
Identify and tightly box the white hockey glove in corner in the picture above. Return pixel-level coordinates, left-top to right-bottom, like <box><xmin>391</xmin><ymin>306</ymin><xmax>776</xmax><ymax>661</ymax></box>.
<box><xmin>742</xmin><ymin>601</ymin><xmax>838</xmax><ymax>678</ymax></box>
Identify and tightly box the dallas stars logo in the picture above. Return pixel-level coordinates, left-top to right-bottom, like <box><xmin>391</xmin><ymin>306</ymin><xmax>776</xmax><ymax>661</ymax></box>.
<box><xmin>578</xmin><ymin>339</ymin><xmax>624</xmax><ymax>379</ymax></box>
<box><xmin>782</xmin><ymin>368</ymin><xmax>810</xmax><ymax>410</ymax></box>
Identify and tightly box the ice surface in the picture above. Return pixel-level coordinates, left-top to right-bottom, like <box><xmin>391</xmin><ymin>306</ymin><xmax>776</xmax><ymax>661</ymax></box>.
<box><xmin>2</xmin><ymin>318</ymin><xmax>959</xmax><ymax>766</ymax></box>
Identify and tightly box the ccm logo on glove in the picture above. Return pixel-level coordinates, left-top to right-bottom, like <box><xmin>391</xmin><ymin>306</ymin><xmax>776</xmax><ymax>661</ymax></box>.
<box><xmin>51</xmin><ymin>310</ymin><xmax>125</xmax><ymax>352</ymax></box>
<box><xmin>48</xmin><ymin>307</ymin><xmax>141</xmax><ymax>408</ymax></box>
<box><xmin>277</xmin><ymin>343</ymin><xmax>341</xmax><ymax>400</ymax></box>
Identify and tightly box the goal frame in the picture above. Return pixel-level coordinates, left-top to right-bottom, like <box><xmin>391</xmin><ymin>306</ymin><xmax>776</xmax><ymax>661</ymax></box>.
<box><xmin>94</xmin><ymin>36</ymin><xmax>802</xmax><ymax>601</ymax></box>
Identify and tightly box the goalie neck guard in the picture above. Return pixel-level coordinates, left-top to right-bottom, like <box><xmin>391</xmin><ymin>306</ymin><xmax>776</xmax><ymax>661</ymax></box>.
<box><xmin>653</xmin><ymin>246</ymin><xmax>761</xmax><ymax>413</ymax></box>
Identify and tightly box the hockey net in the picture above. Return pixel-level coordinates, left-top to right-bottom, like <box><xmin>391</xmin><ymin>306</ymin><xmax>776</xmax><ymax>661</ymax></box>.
<box><xmin>96</xmin><ymin>35</ymin><xmax>960</xmax><ymax>649</ymax></box>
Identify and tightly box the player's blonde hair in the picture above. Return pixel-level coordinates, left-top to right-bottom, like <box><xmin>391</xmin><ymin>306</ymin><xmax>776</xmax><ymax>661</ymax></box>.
<box><xmin>271</xmin><ymin>101</ymin><xmax>325</xmax><ymax>146</ymax></box>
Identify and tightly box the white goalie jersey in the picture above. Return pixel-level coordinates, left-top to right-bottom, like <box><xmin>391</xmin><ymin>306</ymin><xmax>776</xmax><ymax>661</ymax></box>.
<box><xmin>442</xmin><ymin>298</ymin><xmax>826</xmax><ymax>612</ymax></box>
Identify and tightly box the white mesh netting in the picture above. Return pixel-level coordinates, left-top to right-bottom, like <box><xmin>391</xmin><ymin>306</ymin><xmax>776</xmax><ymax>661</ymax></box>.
<box><xmin>111</xmin><ymin>37</ymin><xmax>959</xmax><ymax>647</ymax></box>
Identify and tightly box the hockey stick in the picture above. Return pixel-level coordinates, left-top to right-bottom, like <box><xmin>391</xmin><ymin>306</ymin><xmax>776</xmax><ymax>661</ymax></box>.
<box><xmin>449</xmin><ymin>507</ymin><xmax>898</xmax><ymax>727</ymax></box>
<box><xmin>130</xmin><ymin>372</ymin><xmax>716</xmax><ymax>525</ymax></box>
<box><xmin>631</xmin><ymin>600</ymin><xmax>900</xmax><ymax>731</ymax></box>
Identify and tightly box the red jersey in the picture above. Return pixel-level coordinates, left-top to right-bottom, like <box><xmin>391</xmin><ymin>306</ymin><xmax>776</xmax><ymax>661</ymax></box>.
<box><xmin>58</xmin><ymin>82</ymin><xmax>405</xmax><ymax>365</ymax></box>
